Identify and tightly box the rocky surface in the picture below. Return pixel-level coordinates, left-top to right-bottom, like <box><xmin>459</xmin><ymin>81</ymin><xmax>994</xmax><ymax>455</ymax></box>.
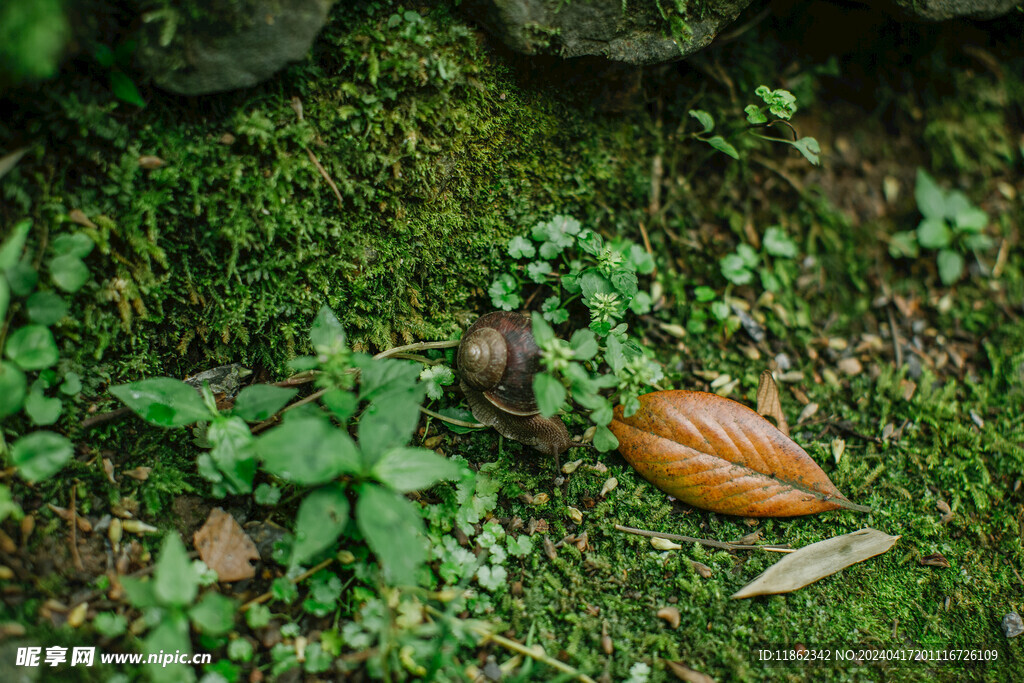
<box><xmin>877</xmin><ymin>0</ymin><xmax>1023</xmax><ymax>21</ymax></box>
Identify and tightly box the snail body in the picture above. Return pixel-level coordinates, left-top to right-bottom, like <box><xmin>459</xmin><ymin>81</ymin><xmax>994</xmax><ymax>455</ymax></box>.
<box><xmin>457</xmin><ymin>311</ymin><xmax>570</xmax><ymax>455</ymax></box>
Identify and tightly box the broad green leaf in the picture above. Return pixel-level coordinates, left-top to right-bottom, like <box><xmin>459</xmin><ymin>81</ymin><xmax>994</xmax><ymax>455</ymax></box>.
<box><xmin>110</xmin><ymin>70</ymin><xmax>146</xmax><ymax>107</ymax></box>
<box><xmin>790</xmin><ymin>137</ymin><xmax>820</xmax><ymax>165</ymax></box>
<box><xmin>371</xmin><ymin>447</ymin><xmax>461</xmax><ymax>492</ymax></box>
<box><xmin>720</xmin><ymin>253</ymin><xmax>753</xmax><ymax>286</ymax></box>
<box><xmin>744</xmin><ymin>104</ymin><xmax>767</xmax><ymax>125</ymax></box>
<box><xmin>629</xmin><ymin>290</ymin><xmax>653</xmax><ymax>315</ymax></box>
<box><xmin>507</xmin><ymin>235</ymin><xmax>535</xmax><ymax>259</ymax></box>
<box><xmin>533</xmin><ymin>372</ymin><xmax>566</xmax><ymax>418</ymax></box>
<box><xmin>109</xmin><ymin>378</ymin><xmax>210</xmax><ymax>427</ymax></box>
<box><xmin>963</xmin><ymin>233</ymin><xmax>994</xmax><ymax>251</ymax></box>
<box><xmin>11</xmin><ymin>431</ymin><xmax>73</xmax><ymax>482</ymax></box>
<box><xmin>937</xmin><ymin>249</ymin><xmax>964</xmax><ymax>286</ymax></box>
<box><xmin>5</xmin><ymin>261</ymin><xmax>38</xmax><ymax>296</ymax></box>
<box><xmin>320</xmin><ymin>388</ymin><xmax>359</xmax><ymax>423</ymax></box>
<box><xmin>736</xmin><ymin>243</ymin><xmax>760</xmax><ymax>268</ymax></box>
<box><xmin>0</xmin><ymin>220</ymin><xmax>31</xmax><ymax>271</ymax></box>
<box><xmin>26</xmin><ymin>291</ymin><xmax>68</xmax><ymax>325</ymax></box>
<box><xmin>50</xmin><ymin>233</ymin><xmax>94</xmax><ymax>258</ymax></box>
<box><xmin>576</xmin><ymin>229</ymin><xmax>603</xmax><ymax>255</ymax></box>
<box><xmin>291</xmin><ymin>485</ymin><xmax>350</xmax><ymax>568</ymax></box>
<box><xmin>917</xmin><ymin>217</ymin><xmax>952</xmax><ymax>249</ymax></box>
<box><xmin>0</xmin><ymin>276</ymin><xmax>7</xmax><ymax>322</ymax></box>
<box><xmin>0</xmin><ymin>485</ymin><xmax>21</xmax><ymax>524</ymax></box>
<box><xmin>954</xmin><ymin>207</ymin><xmax>988</xmax><ymax>234</ymax></box>
<box><xmin>763</xmin><ymin>227</ymin><xmax>798</xmax><ymax>258</ymax></box>
<box><xmin>120</xmin><ymin>576</ymin><xmax>158</xmax><ymax>608</ymax></box>
<box><xmin>915</xmin><ymin>168</ymin><xmax>945</xmax><ymax>220</ymax></box>
<box><xmin>231</xmin><ymin>384</ymin><xmax>297</xmax><ymax>422</ymax></box>
<box><xmin>358</xmin><ymin>357</ymin><xmax>422</xmax><ymax>403</ymax></box>
<box><xmin>310</xmin><ymin>304</ymin><xmax>346</xmax><ymax>354</ymax></box>
<box><xmin>888</xmin><ymin>231</ymin><xmax>919</xmax><ymax>258</ymax></box>
<box><xmin>569</xmin><ymin>329</ymin><xmax>598</xmax><ymax>361</ymax></box>
<box><xmin>530</xmin><ymin>311</ymin><xmax>555</xmax><ymax>346</ymax></box>
<box><xmin>578</xmin><ymin>269</ymin><xmax>614</xmax><ymax>303</ymax></box>
<box><xmin>357</xmin><ymin>390</ymin><xmax>424</xmax><ymax>465</ymax></box>
<box><xmin>688</xmin><ymin>109</ymin><xmax>715</xmax><ymax>134</ymax></box>
<box><xmin>208</xmin><ymin>416</ymin><xmax>256</xmax><ymax>494</ymax></box>
<box><xmin>604</xmin><ymin>334</ymin><xmax>626</xmax><ymax>374</ymax></box>
<box><xmin>356</xmin><ymin>483</ymin><xmax>426</xmax><ymax>585</ymax></box>
<box><xmin>706</xmin><ymin>135</ymin><xmax>739</xmax><ymax>160</ymax></box>
<box><xmin>59</xmin><ymin>371</ymin><xmax>81</xmax><ymax>395</ymax></box>
<box><xmin>5</xmin><ymin>324</ymin><xmax>59</xmax><ymax>370</ymax></box>
<box><xmin>0</xmin><ymin>361</ymin><xmax>27</xmax><ymax>419</ymax></box>
<box><xmin>144</xmin><ymin>612</ymin><xmax>194</xmax><ymax>683</ymax></box>
<box><xmin>49</xmin><ymin>254</ymin><xmax>90</xmax><ymax>292</ymax></box>
<box><xmin>24</xmin><ymin>388</ymin><xmax>61</xmax><ymax>425</ymax></box>
<box><xmin>610</xmin><ymin>269</ymin><xmax>638</xmax><ymax>297</ymax></box>
<box><xmin>188</xmin><ymin>592</ymin><xmax>236</xmax><ymax>636</ymax></box>
<box><xmin>592</xmin><ymin>424</ymin><xmax>619</xmax><ymax>452</ymax></box>
<box><xmin>154</xmin><ymin>533</ymin><xmax>199</xmax><ymax>607</ymax></box>
<box><xmin>253</xmin><ymin>416</ymin><xmax>362</xmax><ymax>484</ymax></box>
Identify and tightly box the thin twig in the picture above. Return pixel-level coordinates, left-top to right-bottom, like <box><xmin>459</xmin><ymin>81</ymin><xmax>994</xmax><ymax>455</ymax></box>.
<box><xmin>614</xmin><ymin>524</ymin><xmax>792</xmax><ymax>552</ymax></box>
<box><xmin>373</xmin><ymin>339</ymin><xmax>461</xmax><ymax>360</ymax></box>
<box><xmin>476</xmin><ymin>629</ymin><xmax>597</xmax><ymax>683</ymax></box>
<box><xmin>419</xmin><ymin>406</ymin><xmax>483</xmax><ymax>429</ymax></box>
<box><xmin>306</xmin><ymin>149</ymin><xmax>344</xmax><ymax>210</ymax></box>
<box><xmin>81</xmin><ymin>406</ymin><xmax>132</xmax><ymax>429</ymax></box>
<box><xmin>240</xmin><ymin>558</ymin><xmax>335</xmax><ymax>612</ymax></box>
<box><xmin>887</xmin><ymin>304</ymin><xmax>903</xmax><ymax>368</ymax></box>
<box><xmin>70</xmin><ymin>481</ymin><xmax>84</xmax><ymax>572</ymax></box>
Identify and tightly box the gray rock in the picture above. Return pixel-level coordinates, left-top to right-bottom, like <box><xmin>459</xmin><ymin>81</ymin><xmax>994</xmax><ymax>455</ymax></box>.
<box><xmin>462</xmin><ymin>0</ymin><xmax>755</xmax><ymax>64</ymax></box>
<box><xmin>139</xmin><ymin>0</ymin><xmax>333</xmax><ymax>95</ymax></box>
<box><xmin>869</xmin><ymin>0</ymin><xmax>1023</xmax><ymax>21</ymax></box>
<box><xmin>1004</xmin><ymin>612</ymin><xmax>1023</xmax><ymax>638</ymax></box>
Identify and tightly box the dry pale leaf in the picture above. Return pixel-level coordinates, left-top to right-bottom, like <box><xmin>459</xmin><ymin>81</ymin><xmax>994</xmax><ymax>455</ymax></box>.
<box><xmin>665</xmin><ymin>660</ymin><xmax>717</xmax><ymax>683</ymax></box>
<box><xmin>68</xmin><ymin>209</ymin><xmax>98</xmax><ymax>229</ymax></box>
<box><xmin>138</xmin><ymin>155</ymin><xmax>166</xmax><ymax>169</ymax></box>
<box><xmin>756</xmin><ymin>369</ymin><xmax>789</xmax><ymax>436</ymax></box>
<box><xmin>0</xmin><ymin>147</ymin><xmax>28</xmax><ymax>180</ymax></box>
<box><xmin>610</xmin><ymin>391</ymin><xmax>870</xmax><ymax>517</ymax></box>
<box><xmin>731</xmin><ymin>527</ymin><xmax>899</xmax><ymax>599</ymax></box>
<box><xmin>193</xmin><ymin>507</ymin><xmax>260</xmax><ymax>582</ymax></box>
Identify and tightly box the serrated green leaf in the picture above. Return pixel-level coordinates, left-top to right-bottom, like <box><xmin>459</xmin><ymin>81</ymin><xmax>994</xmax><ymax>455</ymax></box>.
<box><xmin>745</xmin><ymin>104</ymin><xmax>767</xmax><ymax>125</ymax></box>
<box><xmin>357</xmin><ymin>483</ymin><xmax>426</xmax><ymax>585</ymax></box>
<box><xmin>610</xmin><ymin>269</ymin><xmax>638</xmax><ymax>297</ymax></box>
<box><xmin>154</xmin><ymin>533</ymin><xmax>199</xmax><ymax>606</ymax></box>
<box><xmin>231</xmin><ymin>384</ymin><xmax>297</xmax><ymax>422</ymax></box>
<box><xmin>291</xmin><ymin>485</ymin><xmax>350</xmax><ymax>568</ymax></box>
<box><xmin>371</xmin><ymin>447</ymin><xmax>461</xmax><ymax>492</ymax></box>
<box><xmin>526</xmin><ymin>260</ymin><xmax>551</xmax><ymax>283</ymax></box>
<box><xmin>253</xmin><ymin>416</ymin><xmax>362</xmax><ymax>484</ymax></box>
<box><xmin>576</xmin><ymin>229</ymin><xmax>603</xmax><ymax>256</ymax></box>
<box><xmin>310</xmin><ymin>304</ymin><xmax>346</xmax><ymax>354</ymax></box>
<box><xmin>189</xmin><ymin>592</ymin><xmax>236</xmax><ymax>636</ymax></box>
<box><xmin>5</xmin><ymin>324</ymin><xmax>59</xmax><ymax>370</ymax></box>
<box><xmin>11</xmin><ymin>431</ymin><xmax>73</xmax><ymax>482</ymax></box>
<box><xmin>110</xmin><ymin>378</ymin><xmax>210</xmax><ymax>427</ymax></box>
<box><xmin>507</xmin><ymin>235</ymin><xmax>535</xmax><ymax>259</ymax></box>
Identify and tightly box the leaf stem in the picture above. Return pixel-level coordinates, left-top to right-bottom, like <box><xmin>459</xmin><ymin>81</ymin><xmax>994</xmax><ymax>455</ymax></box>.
<box><xmin>419</xmin><ymin>406</ymin><xmax>483</xmax><ymax>429</ymax></box>
<box><xmin>373</xmin><ymin>339</ymin><xmax>460</xmax><ymax>360</ymax></box>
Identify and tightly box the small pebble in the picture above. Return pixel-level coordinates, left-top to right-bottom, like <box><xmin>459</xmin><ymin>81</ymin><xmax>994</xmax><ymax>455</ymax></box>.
<box><xmin>1003</xmin><ymin>612</ymin><xmax>1023</xmax><ymax>638</ymax></box>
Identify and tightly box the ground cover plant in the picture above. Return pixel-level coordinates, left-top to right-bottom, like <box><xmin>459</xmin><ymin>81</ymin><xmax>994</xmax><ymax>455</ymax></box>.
<box><xmin>1</xmin><ymin>1</ymin><xmax>1023</xmax><ymax>682</ymax></box>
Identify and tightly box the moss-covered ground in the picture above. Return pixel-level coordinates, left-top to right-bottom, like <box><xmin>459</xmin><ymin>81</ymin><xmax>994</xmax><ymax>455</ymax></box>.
<box><xmin>1</xmin><ymin>1</ymin><xmax>1022</xmax><ymax>681</ymax></box>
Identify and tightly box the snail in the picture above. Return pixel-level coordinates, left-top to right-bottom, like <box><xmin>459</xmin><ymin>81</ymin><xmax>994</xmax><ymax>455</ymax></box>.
<box><xmin>457</xmin><ymin>311</ymin><xmax>571</xmax><ymax>456</ymax></box>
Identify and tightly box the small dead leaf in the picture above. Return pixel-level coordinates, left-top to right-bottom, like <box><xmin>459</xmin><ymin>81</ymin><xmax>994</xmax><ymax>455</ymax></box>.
<box><xmin>566</xmin><ymin>506</ymin><xmax>583</xmax><ymax>524</ymax></box>
<box><xmin>656</xmin><ymin>606</ymin><xmax>681</xmax><ymax>629</ymax></box>
<box><xmin>193</xmin><ymin>508</ymin><xmax>260</xmax><ymax>582</ymax></box>
<box><xmin>67</xmin><ymin>602</ymin><xmax>88</xmax><ymax>628</ymax></box>
<box><xmin>125</xmin><ymin>467</ymin><xmax>152</xmax><ymax>481</ymax></box>
<box><xmin>920</xmin><ymin>552</ymin><xmax>950</xmax><ymax>568</ymax></box>
<box><xmin>121</xmin><ymin>520</ymin><xmax>157</xmax><ymax>534</ymax></box>
<box><xmin>218</xmin><ymin>133</ymin><xmax>236</xmax><ymax>145</ymax></box>
<box><xmin>831</xmin><ymin>438</ymin><xmax>846</xmax><ymax>465</ymax></box>
<box><xmin>1003</xmin><ymin>612</ymin><xmax>1023</xmax><ymax>638</ymax></box>
<box><xmin>690</xmin><ymin>561</ymin><xmax>713</xmax><ymax>578</ymax></box>
<box><xmin>797</xmin><ymin>402</ymin><xmax>819</xmax><ymax>424</ymax></box>
<box><xmin>651</xmin><ymin>537</ymin><xmax>682</xmax><ymax>551</ymax></box>
<box><xmin>601</xmin><ymin>622</ymin><xmax>613</xmax><ymax>654</ymax></box>
<box><xmin>138</xmin><ymin>155</ymin><xmax>166</xmax><ymax>169</ymax></box>
<box><xmin>599</xmin><ymin>477</ymin><xmax>618</xmax><ymax>497</ymax></box>
<box><xmin>543</xmin><ymin>535</ymin><xmax>557</xmax><ymax>561</ymax></box>
<box><xmin>665</xmin><ymin>660</ymin><xmax>717</xmax><ymax>683</ymax></box>
<box><xmin>68</xmin><ymin>209</ymin><xmax>98</xmax><ymax>229</ymax></box>
<box><xmin>531</xmin><ymin>493</ymin><xmax>550</xmax><ymax>505</ymax></box>
<box><xmin>937</xmin><ymin>500</ymin><xmax>954</xmax><ymax>524</ymax></box>
<box><xmin>899</xmin><ymin>379</ymin><xmax>917</xmax><ymax>401</ymax></box>
<box><xmin>103</xmin><ymin>458</ymin><xmax>117</xmax><ymax>485</ymax></box>
<box><xmin>610</xmin><ymin>391</ymin><xmax>869</xmax><ymax>517</ymax></box>
<box><xmin>731</xmin><ymin>528</ymin><xmax>899</xmax><ymax>599</ymax></box>
<box><xmin>0</xmin><ymin>147</ymin><xmax>29</xmax><ymax>180</ymax></box>
<box><xmin>735</xmin><ymin>530</ymin><xmax>762</xmax><ymax>546</ymax></box>
<box><xmin>562</xmin><ymin>458</ymin><xmax>583</xmax><ymax>474</ymax></box>
<box><xmin>756</xmin><ymin>370</ymin><xmax>789</xmax><ymax>436</ymax></box>
<box><xmin>837</xmin><ymin>357</ymin><xmax>863</xmax><ymax>376</ymax></box>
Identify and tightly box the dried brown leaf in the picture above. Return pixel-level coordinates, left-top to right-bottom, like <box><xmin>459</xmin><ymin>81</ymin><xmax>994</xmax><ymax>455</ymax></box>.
<box><xmin>125</xmin><ymin>467</ymin><xmax>152</xmax><ymax>481</ymax></box>
<box><xmin>666</xmin><ymin>660</ymin><xmax>717</xmax><ymax>683</ymax></box>
<box><xmin>690</xmin><ymin>561</ymin><xmax>713</xmax><ymax>578</ymax></box>
<box><xmin>610</xmin><ymin>391</ymin><xmax>869</xmax><ymax>517</ymax></box>
<box><xmin>756</xmin><ymin>370</ymin><xmax>789</xmax><ymax>436</ymax></box>
<box><xmin>193</xmin><ymin>507</ymin><xmax>260</xmax><ymax>582</ymax></box>
<box><xmin>68</xmin><ymin>209</ymin><xmax>98</xmax><ymax>229</ymax></box>
<box><xmin>920</xmin><ymin>552</ymin><xmax>950</xmax><ymax>568</ymax></box>
<box><xmin>138</xmin><ymin>155</ymin><xmax>166</xmax><ymax>169</ymax></box>
<box><xmin>731</xmin><ymin>528</ymin><xmax>899</xmax><ymax>599</ymax></box>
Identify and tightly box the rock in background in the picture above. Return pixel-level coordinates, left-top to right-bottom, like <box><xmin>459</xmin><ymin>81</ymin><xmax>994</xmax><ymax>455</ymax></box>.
<box><xmin>461</xmin><ymin>0</ymin><xmax>755</xmax><ymax>64</ymax></box>
<box><xmin>872</xmin><ymin>0</ymin><xmax>1023</xmax><ymax>21</ymax></box>
<box><xmin>138</xmin><ymin>0</ymin><xmax>334</xmax><ymax>95</ymax></box>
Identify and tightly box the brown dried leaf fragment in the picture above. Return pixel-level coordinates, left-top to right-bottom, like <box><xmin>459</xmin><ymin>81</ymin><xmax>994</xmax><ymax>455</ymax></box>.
<box><xmin>756</xmin><ymin>370</ymin><xmax>789</xmax><ymax>436</ymax></box>
<box><xmin>732</xmin><ymin>528</ymin><xmax>899</xmax><ymax>599</ymax></box>
<box><xmin>138</xmin><ymin>155</ymin><xmax>166</xmax><ymax>169</ymax></box>
<box><xmin>193</xmin><ymin>507</ymin><xmax>260</xmax><ymax>582</ymax></box>
<box><xmin>665</xmin><ymin>660</ymin><xmax>717</xmax><ymax>683</ymax></box>
<box><xmin>920</xmin><ymin>552</ymin><xmax>950</xmax><ymax>568</ymax></box>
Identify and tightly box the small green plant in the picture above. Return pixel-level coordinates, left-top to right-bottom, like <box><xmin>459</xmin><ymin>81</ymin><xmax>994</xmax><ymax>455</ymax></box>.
<box><xmin>889</xmin><ymin>168</ymin><xmax>993</xmax><ymax>285</ymax></box>
<box><xmin>1</xmin><ymin>220</ymin><xmax>93</xmax><ymax>516</ymax></box>
<box><xmin>94</xmin><ymin>41</ymin><xmax>146</xmax><ymax>107</ymax></box>
<box><xmin>719</xmin><ymin>225</ymin><xmax>799</xmax><ymax>292</ymax></box>
<box><xmin>489</xmin><ymin>216</ymin><xmax>663</xmax><ymax>451</ymax></box>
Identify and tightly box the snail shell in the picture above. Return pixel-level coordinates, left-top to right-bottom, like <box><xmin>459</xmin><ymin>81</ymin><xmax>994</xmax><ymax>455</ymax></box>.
<box><xmin>457</xmin><ymin>311</ymin><xmax>541</xmax><ymax>416</ymax></box>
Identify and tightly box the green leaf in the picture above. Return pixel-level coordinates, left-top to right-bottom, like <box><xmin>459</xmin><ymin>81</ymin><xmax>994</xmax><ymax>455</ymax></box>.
<box><xmin>954</xmin><ymin>207</ymin><xmax>988</xmax><ymax>234</ymax></box>
<box><xmin>5</xmin><ymin>261</ymin><xmax>38</xmax><ymax>296</ymax></box>
<box><xmin>604</xmin><ymin>334</ymin><xmax>626</xmax><ymax>374</ymax></box>
<box><xmin>189</xmin><ymin>592</ymin><xmax>236</xmax><ymax>636</ymax></box>
<box><xmin>11</xmin><ymin>431</ymin><xmax>73</xmax><ymax>482</ymax></box>
<box><xmin>0</xmin><ymin>220</ymin><xmax>31</xmax><ymax>271</ymax></box>
<box><xmin>0</xmin><ymin>361</ymin><xmax>25</xmax><ymax>419</ymax></box>
<box><xmin>291</xmin><ymin>484</ymin><xmax>350</xmax><ymax>567</ymax></box>
<box><xmin>320</xmin><ymin>389</ymin><xmax>359</xmax><ymax>422</ymax></box>
<box><xmin>526</xmin><ymin>260</ymin><xmax>551</xmax><ymax>283</ymax></box>
<box><xmin>0</xmin><ymin>276</ymin><xmax>8</xmax><ymax>323</ymax></box>
<box><xmin>507</xmin><ymin>235</ymin><xmax>535</xmax><ymax>259</ymax></box>
<box><xmin>629</xmin><ymin>290</ymin><xmax>653</xmax><ymax>315</ymax></box>
<box><xmin>356</xmin><ymin>483</ymin><xmax>426</xmax><ymax>585</ymax></box>
<box><xmin>357</xmin><ymin>391</ymin><xmax>424</xmax><ymax>465</ymax></box>
<box><xmin>59</xmin><ymin>371</ymin><xmax>81</xmax><ymax>396</ymax></box>
<box><xmin>917</xmin><ymin>217</ymin><xmax>952</xmax><ymax>249</ymax></box>
<box><xmin>705</xmin><ymin>136</ymin><xmax>739</xmax><ymax>160</ymax></box>
<box><xmin>418</xmin><ymin>364</ymin><xmax>455</xmax><ymax>401</ymax></box>
<box><xmin>25</xmin><ymin>291</ymin><xmax>68</xmax><ymax>325</ymax></box>
<box><xmin>937</xmin><ymin>249</ymin><xmax>965</xmax><ymax>286</ymax></box>
<box><xmin>592</xmin><ymin>424</ymin><xmax>619</xmax><ymax>452</ymax></box>
<box><xmin>120</xmin><ymin>576</ymin><xmax>158</xmax><ymax>608</ymax></box>
<box><xmin>358</xmin><ymin>356</ymin><xmax>422</xmax><ymax>403</ymax></box>
<box><xmin>253</xmin><ymin>416</ymin><xmax>362</xmax><ymax>484</ymax></box>
<box><xmin>569</xmin><ymin>329</ymin><xmax>598</xmax><ymax>361</ymax></box>
<box><xmin>94</xmin><ymin>44</ymin><xmax>115</xmax><ymax>68</ymax></box>
<box><xmin>763</xmin><ymin>226</ymin><xmax>798</xmax><ymax>258</ymax></box>
<box><xmin>109</xmin><ymin>378</ymin><xmax>210</xmax><ymax>427</ymax></box>
<box><xmin>694</xmin><ymin>286</ymin><xmax>716</xmax><ymax>303</ymax></box>
<box><xmin>915</xmin><ymin>168</ymin><xmax>946</xmax><ymax>220</ymax></box>
<box><xmin>92</xmin><ymin>612</ymin><xmax>127</xmax><ymax>638</ymax></box>
<box><xmin>628</xmin><ymin>244</ymin><xmax>655</xmax><ymax>274</ymax></box>
<box><xmin>48</xmin><ymin>254</ymin><xmax>90</xmax><ymax>292</ymax></box>
<box><xmin>790</xmin><ymin>137</ymin><xmax>820</xmax><ymax>165</ymax></box>
<box><xmin>533</xmin><ymin>372</ymin><xmax>565</xmax><ymax>418</ymax></box>
<box><xmin>588</xmin><ymin>397</ymin><xmax>614</xmax><ymax>427</ymax></box>
<box><xmin>530</xmin><ymin>311</ymin><xmax>555</xmax><ymax>346</ymax></box>
<box><xmin>438</xmin><ymin>406</ymin><xmax>484</xmax><ymax>434</ymax></box>
<box><xmin>5</xmin><ymin>324</ymin><xmax>59</xmax><ymax>370</ymax></box>
<box><xmin>610</xmin><ymin>269</ymin><xmax>638</xmax><ymax>297</ymax></box>
<box><xmin>963</xmin><ymin>233</ymin><xmax>994</xmax><ymax>251</ymax></box>
<box><xmin>144</xmin><ymin>612</ymin><xmax>193</xmax><ymax>683</ymax></box>
<box><xmin>488</xmin><ymin>273</ymin><xmax>521</xmax><ymax>311</ymax></box>
<box><xmin>888</xmin><ymin>231</ymin><xmax>920</xmax><ymax>258</ymax></box>
<box><xmin>310</xmin><ymin>304</ymin><xmax>346</xmax><ymax>354</ymax></box>
<box><xmin>720</xmin><ymin>254</ymin><xmax>753</xmax><ymax>286</ymax></box>
<box><xmin>110</xmin><ymin>69</ymin><xmax>145</xmax><ymax>107</ymax></box>
<box><xmin>576</xmin><ymin>229</ymin><xmax>603</xmax><ymax>255</ymax></box>
<box><xmin>232</xmin><ymin>385</ymin><xmax>297</xmax><ymax>422</ymax></box>
<box><xmin>371</xmin><ymin>447</ymin><xmax>461</xmax><ymax>492</ymax></box>
<box><xmin>24</xmin><ymin>388</ymin><xmax>61</xmax><ymax>425</ymax></box>
<box><xmin>0</xmin><ymin>485</ymin><xmax>20</xmax><ymax>524</ymax></box>
<box><xmin>208</xmin><ymin>416</ymin><xmax>256</xmax><ymax>494</ymax></box>
<box><xmin>744</xmin><ymin>104</ymin><xmax>767</xmax><ymax>125</ymax></box>
<box><xmin>50</xmin><ymin>233</ymin><xmax>94</xmax><ymax>258</ymax></box>
<box><xmin>538</xmin><ymin>239</ymin><xmax>564</xmax><ymax>260</ymax></box>
<box><xmin>254</xmin><ymin>483</ymin><xmax>281</xmax><ymax>505</ymax></box>
<box><xmin>688</xmin><ymin>109</ymin><xmax>714</xmax><ymax>134</ymax></box>
<box><xmin>154</xmin><ymin>533</ymin><xmax>199</xmax><ymax>606</ymax></box>
<box><xmin>578</xmin><ymin>269</ymin><xmax>614</xmax><ymax>303</ymax></box>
